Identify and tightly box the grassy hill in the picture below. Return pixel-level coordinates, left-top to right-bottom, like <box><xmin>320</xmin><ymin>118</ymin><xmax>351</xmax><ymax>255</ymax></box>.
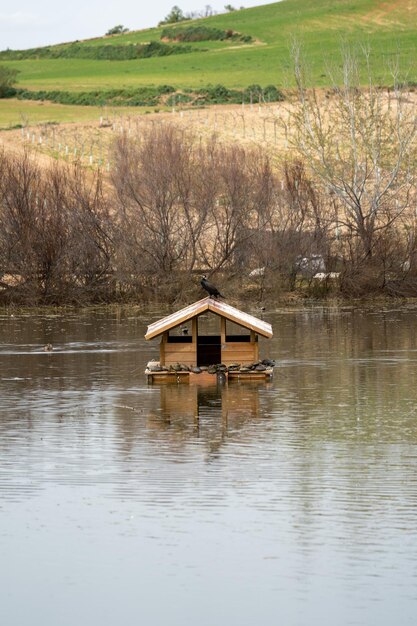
<box><xmin>0</xmin><ymin>0</ymin><xmax>416</xmax><ymax>115</ymax></box>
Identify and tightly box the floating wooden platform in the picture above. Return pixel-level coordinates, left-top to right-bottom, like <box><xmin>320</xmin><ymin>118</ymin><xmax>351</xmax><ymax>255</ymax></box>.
<box><xmin>145</xmin><ymin>362</ymin><xmax>274</xmax><ymax>384</ymax></box>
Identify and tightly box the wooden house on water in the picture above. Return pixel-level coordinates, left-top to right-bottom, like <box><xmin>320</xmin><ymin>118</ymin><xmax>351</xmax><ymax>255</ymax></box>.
<box><xmin>145</xmin><ymin>296</ymin><xmax>274</xmax><ymax>382</ymax></box>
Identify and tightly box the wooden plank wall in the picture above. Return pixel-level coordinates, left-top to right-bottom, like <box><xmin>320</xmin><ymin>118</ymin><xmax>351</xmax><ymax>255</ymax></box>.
<box><xmin>163</xmin><ymin>341</ymin><xmax>257</xmax><ymax>366</ymax></box>
<box><xmin>163</xmin><ymin>341</ymin><xmax>197</xmax><ymax>366</ymax></box>
<box><xmin>159</xmin><ymin>321</ymin><xmax>260</xmax><ymax>367</ymax></box>
<box><xmin>221</xmin><ymin>341</ymin><xmax>258</xmax><ymax>365</ymax></box>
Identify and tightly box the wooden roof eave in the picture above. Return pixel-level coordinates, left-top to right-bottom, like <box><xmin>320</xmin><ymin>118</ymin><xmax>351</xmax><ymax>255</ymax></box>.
<box><xmin>144</xmin><ymin>296</ymin><xmax>273</xmax><ymax>341</ymax></box>
<box><xmin>145</xmin><ymin>297</ymin><xmax>210</xmax><ymax>340</ymax></box>
<box><xmin>207</xmin><ymin>299</ymin><xmax>272</xmax><ymax>338</ymax></box>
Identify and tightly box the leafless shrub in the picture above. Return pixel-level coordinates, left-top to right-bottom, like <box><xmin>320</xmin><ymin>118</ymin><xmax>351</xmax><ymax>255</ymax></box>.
<box><xmin>201</xmin><ymin>143</ymin><xmax>275</xmax><ymax>275</ymax></box>
<box><xmin>111</xmin><ymin>124</ymin><xmax>276</xmax><ymax>299</ymax></box>
<box><xmin>246</xmin><ymin>159</ymin><xmax>333</xmax><ymax>296</ymax></box>
<box><xmin>0</xmin><ymin>150</ymin><xmax>114</xmax><ymax>304</ymax></box>
<box><xmin>65</xmin><ymin>165</ymin><xmax>115</xmax><ymax>301</ymax></box>
<box><xmin>112</xmin><ymin>124</ymin><xmax>215</xmax><ymax>297</ymax></box>
<box><xmin>0</xmin><ymin>149</ymin><xmax>62</xmax><ymax>303</ymax></box>
<box><xmin>288</xmin><ymin>43</ymin><xmax>417</xmax><ymax>296</ymax></box>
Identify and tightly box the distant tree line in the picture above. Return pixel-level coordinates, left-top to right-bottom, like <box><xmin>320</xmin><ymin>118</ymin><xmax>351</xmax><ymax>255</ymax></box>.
<box><xmin>0</xmin><ymin>153</ymin><xmax>114</xmax><ymax>304</ymax></box>
<box><xmin>158</xmin><ymin>5</ymin><xmax>217</xmax><ymax>26</ymax></box>
<box><xmin>0</xmin><ymin>25</ymin><xmax>253</xmax><ymax>63</ymax></box>
<box><xmin>158</xmin><ymin>4</ymin><xmax>245</xmax><ymax>24</ymax></box>
<box><xmin>160</xmin><ymin>25</ymin><xmax>251</xmax><ymax>43</ymax></box>
<box><xmin>11</xmin><ymin>83</ymin><xmax>283</xmax><ymax>107</ymax></box>
<box><xmin>0</xmin><ymin>41</ymin><xmax>193</xmax><ymax>62</ymax></box>
<box><xmin>0</xmin><ymin>132</ymin><xmax>281</xmax><ymax>304</ymax></box>
<box><xmin>12</xmin><ymin>85</ymin><xmax>175</xmax><ymax>107</ymax></box>
<box><xmin>104</xmin><ymin>5</ymin><xmax>246</xmax><ymax>34</ymax></box>
<box><xmin>0</xmin><ymin>114</ymin><xmax>416</xmax><ymax>306</ymax></box>
<box><xmin>1</xmin><ymin>47</ymin><xmax>416</xmax><ymax>305</ymax></box>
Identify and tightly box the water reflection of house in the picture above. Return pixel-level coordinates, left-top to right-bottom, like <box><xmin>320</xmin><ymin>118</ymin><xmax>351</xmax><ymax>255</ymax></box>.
<box><xmin>136</xmin><ymin>380</ymin><xmax>273</xmax><ymax>460</ymax></box>
<box><xmin>159</xmin><ymin>382</ymin><xmax>267</xmax><ymax>420</ymax></box>
<box><xmin>145</xmin><ymin>296</ymin><xmax>273</xmax><ymax>382</ymax></box>
<box><xmin>147</xmin><ymin>381</ymin><xmax>270</xmax><ymax>442</ymax></box>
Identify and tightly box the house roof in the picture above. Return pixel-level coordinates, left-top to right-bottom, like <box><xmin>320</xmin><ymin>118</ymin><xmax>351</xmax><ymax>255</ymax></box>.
<box><xmin>145</xmin><ymin>296</ymin><xmax>273</xmax><ymax>340</ymax></box>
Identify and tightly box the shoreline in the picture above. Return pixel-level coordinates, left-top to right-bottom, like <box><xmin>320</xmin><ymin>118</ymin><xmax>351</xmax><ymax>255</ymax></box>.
<box><xmin>2</xmin><ymin>295</ymin><xmax>417</xmax><ymax>315</ymax></box>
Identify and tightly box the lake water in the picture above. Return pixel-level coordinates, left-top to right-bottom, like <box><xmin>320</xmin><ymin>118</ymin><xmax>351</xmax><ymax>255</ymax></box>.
<box><xmin>1</xmin><ymin>305</ymin><xmax>417</xmax><ymax>626</ymax></box>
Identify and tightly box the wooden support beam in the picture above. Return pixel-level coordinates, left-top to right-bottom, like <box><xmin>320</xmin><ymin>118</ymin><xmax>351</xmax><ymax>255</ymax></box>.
<box><xmin>221</xmin><ymin>317</ymin><xmax>226</xmax><ymax>344</ymax></box>
<box><xmin>160</xmin><ymin>332</ymin><xmax>167</xmax><ymax>366</ymax></box>
<box><xmin>250</xmin><ymin>331</ymin><xmax>259</xmax><ymax>361</ymax></box>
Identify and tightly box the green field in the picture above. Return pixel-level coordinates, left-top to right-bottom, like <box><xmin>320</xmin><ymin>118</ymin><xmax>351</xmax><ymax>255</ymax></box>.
<box><xmin>0</xmin><ymin>100</ymin><xmax>160</xmax><ymax>129</ymax></box>
<box><xmin>0</xmin><ymin>0</ymin><xmax>416</xmax><ymax>124</ymax></box>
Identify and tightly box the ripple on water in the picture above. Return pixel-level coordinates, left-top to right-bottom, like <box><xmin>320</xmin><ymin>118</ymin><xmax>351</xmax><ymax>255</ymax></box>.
<box><xmin>1</xmin><ymin>309</ymin><xmax>417</xmax><ymax>626</ymax></box>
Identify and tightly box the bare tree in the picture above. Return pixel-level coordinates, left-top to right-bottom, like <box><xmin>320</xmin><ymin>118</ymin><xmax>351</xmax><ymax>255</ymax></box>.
<box><xmin>112</xmin><ymin>124</ymin><xmax>215</xmax><ymax>296</ymax></box>
<box><xmin>0</xmin><ymin>150</ymin><xmax>114</xmax><ymax>304</ymax></box>
<box><xmin>0</xmin><ymin>149</ymin><xmax>53</xmax><ymax>302</ymax></box>
<box><xmin>201</xmin><ymin>143</ymin><xmax>274</xmax><ymax>274</ymax></box>
<box><xmin>289</xmin><ymin>44</ymin><xmax>417</xmax><ymax>263</ymax></box>
<box><xmin>248</xmin><ymin>159</ymin><xmax>331</xmax><ymax>292</ymax></box>
<box><xmin>66</xmin><ymin>164</ymin><xmax>115</xmax><ymax>299</ymax></box>
<box><xmin>111</xmin><ymin>125</ymin><xmax>276</xmax><ymax>296</ymax></box>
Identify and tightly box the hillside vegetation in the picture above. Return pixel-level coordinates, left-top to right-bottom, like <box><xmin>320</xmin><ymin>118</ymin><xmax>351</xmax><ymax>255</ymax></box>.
<box><xmin>1</xmin><ymin>0</ymin><xmax>416</xmax><ymax>97</ymax></box>
<box><xmin>0</xmin><ymin>21</ymin><xmax>416</xmax><ymax>304</ymax></box>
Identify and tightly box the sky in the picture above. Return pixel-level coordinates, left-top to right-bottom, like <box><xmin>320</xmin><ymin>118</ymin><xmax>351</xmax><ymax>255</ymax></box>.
<box><xmin>0</xmin><ymin>0</ymin><xmax>272</xmax><ymax>50</ymax></box>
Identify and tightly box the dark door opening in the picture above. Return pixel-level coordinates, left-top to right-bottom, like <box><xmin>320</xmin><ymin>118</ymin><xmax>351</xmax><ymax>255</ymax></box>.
<box><xmin>197</xmin><ymin>335</ymin><xmax>221</xmax><ymax>366</ymax></box>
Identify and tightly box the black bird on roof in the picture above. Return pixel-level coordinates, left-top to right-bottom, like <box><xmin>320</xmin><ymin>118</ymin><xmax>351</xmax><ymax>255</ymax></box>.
<box><xmin>200</xmin><ymin>275</ymin><xmax>225</xmax><ymax>299</ymax></box>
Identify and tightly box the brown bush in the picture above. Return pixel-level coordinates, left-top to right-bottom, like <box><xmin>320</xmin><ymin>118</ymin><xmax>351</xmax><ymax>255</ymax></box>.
<box><xmin>0</xmin><ymin>150</ymin><xmax>114</xmax><ymax>304</ymax></box>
